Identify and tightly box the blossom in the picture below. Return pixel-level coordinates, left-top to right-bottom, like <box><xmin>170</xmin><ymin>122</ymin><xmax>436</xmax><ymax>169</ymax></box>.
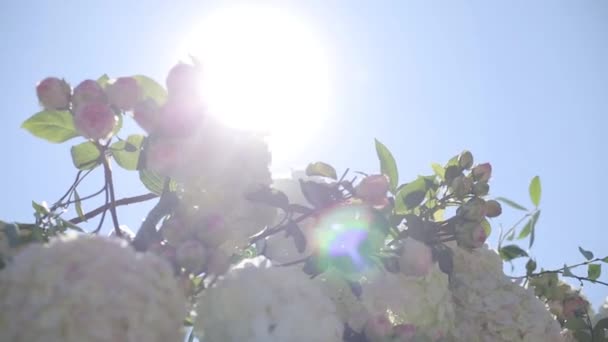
<box><xmin>133</xmin><ymin>99</ymin><xmax>160</xmax><ymax>134</ymax></box>
<box><xmin>359</xmin><ymin>263</ymin><xmax>457</xmax><ymax>339</ymax></box>
<box><xmin>72</xmin><ymin>79</ymin><xmax>106</xmax><ymax>111</ymax></box>
<box><xmin>455</xmin><ymin>221</ymin><xmax>487</xmax><ymax>249</ymax></box>
<box><xmin>0</xmin><ymin>235</ymin><xmax>186</xmax><ymax>342</ymax></box>
<box><xmin>484</xmin><ymin>200</ymin><xmax>502</xmax><ymax>218</ymax></box>
<box><xmin>355</xmin><ymin>175</ymin><xmax>390</xmax><ymax>206</ymax></box>
<box><xmin>194</xmin><ymin>265</ymin><xmax>343</xmax><ymax>341</ymax></box>
<box><xmin>449</xmin><ymin>244</ymin><xmax>565</xmax><ymax>341</ymax></box>
<box><xmin>105</xmin><ymin>77</ymin><xmax>141</xmax><ymax>111</ymax></box>
<box><xmin>398</xmin><ymin>238</ymin><xmax>434</xmax><ymax>277</ymax></box>
<box><xmin>74</xmin><ymin>102</ymin><xmax>117</xmax><ymax>140</ymax></box>
<box><xmin>36</xmin><ymin>77</ymin><xmax>70</xmax><ymax>110</ymax></box>
<box><xmin>472</xmin><ymin>163</ymin><xmax>492</xmax><ymax>183</ymax></box>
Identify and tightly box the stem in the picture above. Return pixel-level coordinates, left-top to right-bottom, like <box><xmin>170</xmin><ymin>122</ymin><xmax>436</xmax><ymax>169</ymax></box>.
<box><xmin>132</xmin><ymin>179</ymin><xmax>178</xmax><ymax>252</ymax></box>
<box><xmin>518</xmin><ymin>258</ymin><xmax>608</xmax><ymax>287</ymax></box>
<box><xmin>102</xmin><ymin>155</ymin><xmax>121</xmax><ymax>237</ymax></box>
<box><xmin>69</xmin><ymin>193</ymin><xmax>158</xmax><ymax>224</ymax></box>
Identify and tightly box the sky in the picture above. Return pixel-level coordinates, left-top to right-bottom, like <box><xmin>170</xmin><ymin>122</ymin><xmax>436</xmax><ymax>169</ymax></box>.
<box><xmin>1</xmin><ymin>1</ymin><xmax>607</xmax><ymax>307</ymax></box>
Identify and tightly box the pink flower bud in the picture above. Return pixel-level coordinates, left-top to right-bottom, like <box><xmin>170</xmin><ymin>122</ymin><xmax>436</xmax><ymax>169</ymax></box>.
<box><xmin>74</xmin><ymin>102</ymin><xmax>117</xmax><ymax>140</ymax></box>
<box><xmin>472</xmin><ymin>181</ymin><xmax>490</xmax><ymax>196</ymax></box>
<box><xmin>105</xmin><ymin>77</ymin><xmax>141</xmax><ymax>111</ymax></box>
<box><xmin>484</xmin><ymin>200</ymin><xmax>502</xmax><ymax>218</ymax></box>
<box><xmin>36</xmin><ymin>77</ymin><xmax>71</xmax><ymax>110</ymax></box>
<box><xmin>472</xmin><ymin>163</ymin><xmax>492</xmax><ymax>183</ymax></box>
<box><xmin>393</xmin><ymin>324</ymin><xmax>417</xmax><ymax>341</ymax></box>
<box><xmin>399</xmin><ymin>238</ymin><xmax>433</xmax><ymax>277</ymax></box>
<box><xmin>458</xmin><ymin>151</ymin><xmax>474</xmax><ymax>170</ymax></box>
<box><xmin>133</xmin><ymin>99</ymin><xmax>160</xmax><ymax>134</ymax></box>
<box><xmin>176</xmin><ymin>240</ymin><xmax>207</xmax><ymax>273</ymax></box>
<box><xmin>166</xmin><ymin>63</ymin><xmax>202</xmax><ymax>98</ymax></box>
<box><xmin>145</xmin><ymin>140</ymin><xmax>181</xmax><ymax>176</ymax></box>
<box><xmin>562</xmin><ymin>295</ymin><xmax>588</xmax><ymax>320</ymax></box>
<box><xmin>72</xmin><ymin>79</ymin><xmax>106</xmax><ymax>111</ymax></box>
<box><xmin>451</xmin><ymin>175</ymin><xmax>473</xmax><ymax>198</ymax></box>
<box><xmin>456</xmin><ymin>221</ymin><xmax>487</xmax><ymax>249</ymax></box>
<box><xmin>457</xmin><ymin>198</ymin><xmax>487</xmax><ymax>222</ymax></box>
<box><xmin>155</xmin><ymin>98</ymin><xmax>203</xmax><ymax>138</ymax></box>
<box><xmin>364</xmin><ymin>314</ymin><xmax>393</xmax><ymax>342</ymax></box>
<box><xmin>356</xmin><ymin>175</ymin><xmax>390</xmax><ymax>206</ymax></box>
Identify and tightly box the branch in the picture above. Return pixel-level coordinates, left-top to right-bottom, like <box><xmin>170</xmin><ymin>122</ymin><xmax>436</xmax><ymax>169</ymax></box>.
<box><xmin>132</xmin><ymin>178</ymin><xmax>178</xmax><ymax>252</ymax></box>
<box><xmin>69</xmin><ymin>193</ymin><xmax>158</xmax><ymax>224</ymax></box>
<box><xmin>102</xmin><ymin>154</ymin><xmax>122</xmax><ymax>236</ymax></box>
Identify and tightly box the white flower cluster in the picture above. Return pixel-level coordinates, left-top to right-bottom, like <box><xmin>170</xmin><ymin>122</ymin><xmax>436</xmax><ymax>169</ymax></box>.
<box><xmin>0</xmin><ymin>235</ymin><xmax>186</xmax><ymax>342</ymax></box>
<box><xmin>359</xmin><ymin>264</ymin><xmax>457</xmax><ymax>339</ymax></box>
<box><xmin>195</xmin><ymin>264</ymin><xmax>343</xmax><ymax>342</ymax></box>
<box><xmin>450</xmin><ymin>244</ymin><xmax>565</xmax><ymax>341</ymax></box>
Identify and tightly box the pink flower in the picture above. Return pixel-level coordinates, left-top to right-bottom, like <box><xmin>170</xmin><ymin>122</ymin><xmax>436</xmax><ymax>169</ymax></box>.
<box><xmin>166</xmin><ymin>63</ymin><xmax>202</xmax><ymax>98</ymax></box>
<box><xmin>356</xmin><ymin>175</ymin><xmax>390</xmax><ymax>206</ymax></box>
<box><xmin>74</xmin><ymin>102</ymin><xmax>117</xmax><ymax>140</ymax></box>
<box><xmin>456</xmin><ymin>221</ymin><xmax>488</xmax><ymax>249</ymax></box>
<box><xmin>472</xmin><ymin>163</ymin><xmax>492</xmax><ymax>183</ymax></box>
<box><xmin>471</xmin><ymin>224</ymin><xmax>488</xmax><ymax>248</ymax></box>
<box><xmin>484</xmin><ymin>200</ymin><xmax>502</xmax><ymax>218</ymax></box>
<box><xmin>155</xmin><ymin>99</ymin><xmax>202</xmax><ymax>138</ymax></box>
<box><xmin>36</xmin><ymin>77</ymin><xmax>71</xmax><ymax>110</ymax></box>
<box><xmin>364</xmin><ymin>314</ymin><xmax>393</xmax><ymax>342</ymax></box>
<box><xmin>393</xmin><ymin>324</ymin><xmax>416</xmax><ymax>341</ymax></box>
<box><xmin>72</xmin><ymin>79</ymin><xmax>106</xmax><ymax>111</ymax></box>
<box><xmin>399</xmin><ymin>238</ymin><xmax>433</xmax><ymax>277</ymax></box>
<box><xmin>106</xmin><ymin>77</ymin><xmax>141</xmax><ymax>111</ymax></box>
<box><xmin>562</xmin><ymin>296</ymin><xmax>588</xmax><ymax>320</ymax></box>
<box><xmin>133</xmin><ymin>99</ymin><xmax>160</xmax><ymax>134</ymax></box>
<box><xmin>144</xmin><ymin>140</ymin><xmax>182</xmax><ymax>177</ymax></box>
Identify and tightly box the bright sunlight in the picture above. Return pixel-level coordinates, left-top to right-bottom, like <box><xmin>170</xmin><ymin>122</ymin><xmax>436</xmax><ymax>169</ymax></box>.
<box><xmin>178</xmin><ymin>5</ymin><xmax>332</xmax><ymax>155</ymax></box>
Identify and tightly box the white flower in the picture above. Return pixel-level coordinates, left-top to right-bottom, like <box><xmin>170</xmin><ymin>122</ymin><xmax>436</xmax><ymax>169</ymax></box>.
<box><xmin>195</xmin><ymin>265</ymin><xmax>343</xmax><ymax>342</ymax></box>
<box><xmin>450</xmin><ymin>244</ymin><xmax>565</xmax><ymax>342</ymax></box>
<box><xmin>0</xmin><ymin>235</ymin><xmax>186</xmax><ymax>342</ymax></box>
<box><xmin>359</xmin><ymin>264</ymin><xmax>456</xmax><ymax>339</ymax></box>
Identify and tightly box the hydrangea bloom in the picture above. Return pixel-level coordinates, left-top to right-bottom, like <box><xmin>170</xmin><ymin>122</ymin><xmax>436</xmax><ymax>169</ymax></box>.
<box><xmin>195</xmin><ymin>264</ymin><xmax>343</xmax><ymax>342</ymax></box>
<box><xmin>450</xmin><ymin>244</ymin><xmax>565</xmax><ymax>341</ymax></box>
<box><xmin>359</xmin><ymin>264</ymin><xmax>457</xmax><ymax>339</ymax></box>
<box><xmin>0</xmin><ymin>235</ymin><xmax>186</xmax><ymax>342</ymax></box>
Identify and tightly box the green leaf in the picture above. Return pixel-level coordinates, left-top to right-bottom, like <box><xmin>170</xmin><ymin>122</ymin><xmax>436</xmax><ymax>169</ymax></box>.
<box><xmin>588</xmin><ymin>264</ymin><xmax>601</xmax><ymax>280</ymax></box>
<box><xmin>97</xmin><ymin>74</ymin><xmax>110</xmax><ymax>88</ymax></box>
<box><xmin>73</xmin><ymin>189</ymin><xmax>86</xmax><ymax>222</ymax></box>
<box><xmin>111</xmin><ymin>135</ymin><xmax>144</xmax><ymax>171</ymax></box>
<box><xmin>564</xmin><ymin>317</ymin><xmax>588</xmax><ymax>331</ymax></box>
<box><xmin>525</xmin><ymin>259</ymin><xmax>537</xmax><ymax>274</ymax></box>
<box><xmin>529</xmin><ymin>176</ymin><xmax>541</xmax><ymax>207</ymax></box>
<box><xmin>496</xmin><ymin>197</ymin><xmax>528</xmax><ymax>211</ymax></box>
<box><xmin>21</xmin><ymin>110</ymin><xmax>78</xmax><ymax>143</ymax></box>
<box><xmin>578</xmin><ymin>246</ymin><xmax>594</xmax><ymax>261</ymax></box>
<box><xmin>133</xmin><ymin>75</ymin><xmax>167</xmax><ymax>105</ymax></box>
<box><xmin>374</xmin><ymin>139</ymin><xmax>398</xmax><ymax>192</ymax></box>
<box><xmin>602</xmin><ymin>256</ymin><xmax>608</xmax><ymax>263</ymax></box>
<box><xmin>563</xmin><ymin>264</ymin><xmax>575</xmax><ymax>277</ymax></box>
<box><xmin>305</xmin><ymin>162</ymin><xmax>337</xmax><ymax>180</ymax></box>
<box><xmin>394</xmin><ymin>177</ymin><xmax>427</xmax><ymax>214</ymax></box>
<box><xmin>31</xmin><ymin>201</ymin><xmax>49</xmax><ymax>215</ymax></box>
<box><xmin>499</xmin><ymin>244</ymin><xmax>528</xmax><ymax>261</ymax></box>
<box><xmin>431</xmin><ymin>163</ymin><xmax>445</xmax><ymax>180</ymax></box>
<box><xmin>70</xmin><ymin>142</ymin><xmax>101</xmax><ymax>170</ymax></box>
<box><xmin>517</xmin><ymin>210</ymin><xmax>540</xmax><ymax>242</ymax></box>
<box><xmin>139</xmin><ymin>170</ymin><xmax>177</xmax><ymax>195</ymax></box>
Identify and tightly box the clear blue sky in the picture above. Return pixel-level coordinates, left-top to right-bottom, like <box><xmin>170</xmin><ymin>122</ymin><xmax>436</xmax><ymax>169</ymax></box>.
<box><xmin>1</xmin><ymin>1</ymin><xmax>607</xmax><ymax>307</ymax></box>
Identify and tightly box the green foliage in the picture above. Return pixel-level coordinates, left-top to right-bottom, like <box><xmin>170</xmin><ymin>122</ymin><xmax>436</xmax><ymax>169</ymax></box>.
<box><xmin>394</xmin><ymin>177</ymin><xmax>428</xmax><ymax>214</ymax></box>
<box><xmin>529</xmin><ymin>175</ymin><xmax>541</xmax><ymax>207</ymax></box>
<box><xmin>111</xmin><ymin>135</ymin><xmax>144</xmax><ymax>171</ymax></box>
<box><xmin>578</xmin><ymin>246</ymin><xmax>594</xmax><ymax>261</ymax></box>
<box><xmin>518</xmin><ymin>211</ymin><xmax>540</xmax><ymax>248</ymax></box>
<box><xmin>73</xmin><ymin>189</ymin><xmax>85</xmax><ymax>222</ymax></box>
<box><xmin>139</xmin><ymin>170</ymin><xmax>177</xmax><ymax>195</ymax></box>
<box><xmin>499</xmin><ymin>244</ymin><xmax>528</xmax><ymax>261</ymax></box>
<box><xmin>587</xmin><ymin>263</ymin><xmax>601</xmax><ymax>280</ymax></box>
<box><xmin>97</xmin><ymin>74</ymin><xmax>110</xmax><ymax>88</ymax></box>
<box><xmin>70</xmin><ymin>141</ymin><xmax>101</xmax><ymax>170</ymax></box>
<box><xmin>132</xmin><ymin>75</ymin><xmax>167</xmax><ymax>105</ymax></box>
<box><xmin>374</xmin><ymin>138</ymin><xmax>398</xmax><ymax>192</ymax></box>
<box><xmin>496</xmin><ymin>197</ymin><xmax>528</xmax><ymax>211</ymax></box>
<box><xmin>305</xmin><ymin>161</ymin><xmax>337</xmax><ymax>179</ymax></box>
<box><xmin>21</xmin><ymin>110</ymin><xmax>78</xmax><ymax>143</ymax></box>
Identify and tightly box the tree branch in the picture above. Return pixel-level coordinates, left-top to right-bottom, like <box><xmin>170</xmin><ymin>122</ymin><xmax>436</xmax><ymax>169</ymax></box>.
<box><xmin>69</xmin><ymin>193</ymin><xmax>158</xmax><ymax>224</ymax></box>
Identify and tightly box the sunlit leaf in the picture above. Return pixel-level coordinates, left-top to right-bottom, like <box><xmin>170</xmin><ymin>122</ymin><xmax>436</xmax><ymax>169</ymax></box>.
<box><xmin>70</xmin><ymin>141</ymin><xmax>101</xmax><ymax>170</ymax></box>
<box><xmin>305</xmin><ymin>162</ymin><xmax>337</xmax><ymax>179</ymax></box>
<box><xmin>529</xmin><ymin>176</ymin><xmax>541</xmax><ymax>207</ymax></box>
<box><xmin>139</xmin><ymin>170</ymin><xmax>176</xmax><ymax>195</ymax></box>
<box><xmin>431</xmin><ymin>163</ymin><xmax>445</xmax><ymax>180</ymax></box>
<box><xmin>374</xmin><ymin>139</ymin><xmax>398</xmax><ymax>192</ymax></box>
<box><xmin>22</xmin><ymin>110</ymin><xmax>78</xmax><ymax>143</ymax></box>
<box><xmin>394</xmin><ymin>177</ymin><xmax>427</xmax><ymax>214</ymax></box>
<box><xmin>97</xmin><ymin>74</ymin><xmax>110</xmax><ymax>88</ymax></box>
<box><xmin>588</xmin><ymin>264</ymin><xmax>601</xmax><ymax>281</ymax></box>
<box><xmin>245</xmin><ymin>186</ymin><xmax>289</xmax><ymax>210</ymax></box>
<box><xmin>73</xmin><ymin>189</ymin><xmax>86</xmax><ymax>222</ymax></box>
<box><xmin>111</xmin><ymin>135</ymin><xmax>144</xmax><ymax>171</ymax></box>
<box><xmin>132</xmin><ymin>75</ymin><xmax>167</xmax><ymax>105</ymax></box>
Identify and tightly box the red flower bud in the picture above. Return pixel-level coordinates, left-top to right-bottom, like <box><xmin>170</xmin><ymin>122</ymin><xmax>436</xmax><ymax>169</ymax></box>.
<box><xmin>356</xmin><ymin>174</ymin><xmax>390</xmax><ymax>206</ymax></box>
<box><xmin>484</xmin><ymin>200</ymin><xmax>502</xmax><ymax>218</ymax></box>
<box><xmin>106</xmin><ymin>77</ymin><xmax>141</xmax><ymax>111</ymax></box>
<box><xmin>74</xmin><ymin>102</ymin><xmax>117</xmax><ymax>140</ymax></box>
<box><xmin>36</xmin><ymin>77</ymin><xmax>71</xmax><ymax>110</ymax></box>
<box><xmin>472</xmin><ymin>163</ymin><xmax>492</xmax><ymax>183</ymax></box>
<box><xmin>72</xmin><ymin>79</ymin><xmax>106</xmax><ymax>111</ymax></box>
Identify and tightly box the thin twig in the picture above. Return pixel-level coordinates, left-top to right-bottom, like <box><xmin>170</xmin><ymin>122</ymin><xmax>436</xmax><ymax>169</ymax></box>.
<box><xmin>69</xmin><ymin>193</ymin><xmax>158</xmax><ymax>224</ymax></box>
<box><xmin>102</xmin><ymin>154</ymin><xmax>121</xmax><ymax>237</ymax></box>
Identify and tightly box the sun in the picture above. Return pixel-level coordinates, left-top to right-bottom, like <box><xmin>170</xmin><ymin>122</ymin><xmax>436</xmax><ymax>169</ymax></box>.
<box><xmin>177</xmin><ymin>5</ymin><xmax>332</xmax><ymax>159</ymax></box>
